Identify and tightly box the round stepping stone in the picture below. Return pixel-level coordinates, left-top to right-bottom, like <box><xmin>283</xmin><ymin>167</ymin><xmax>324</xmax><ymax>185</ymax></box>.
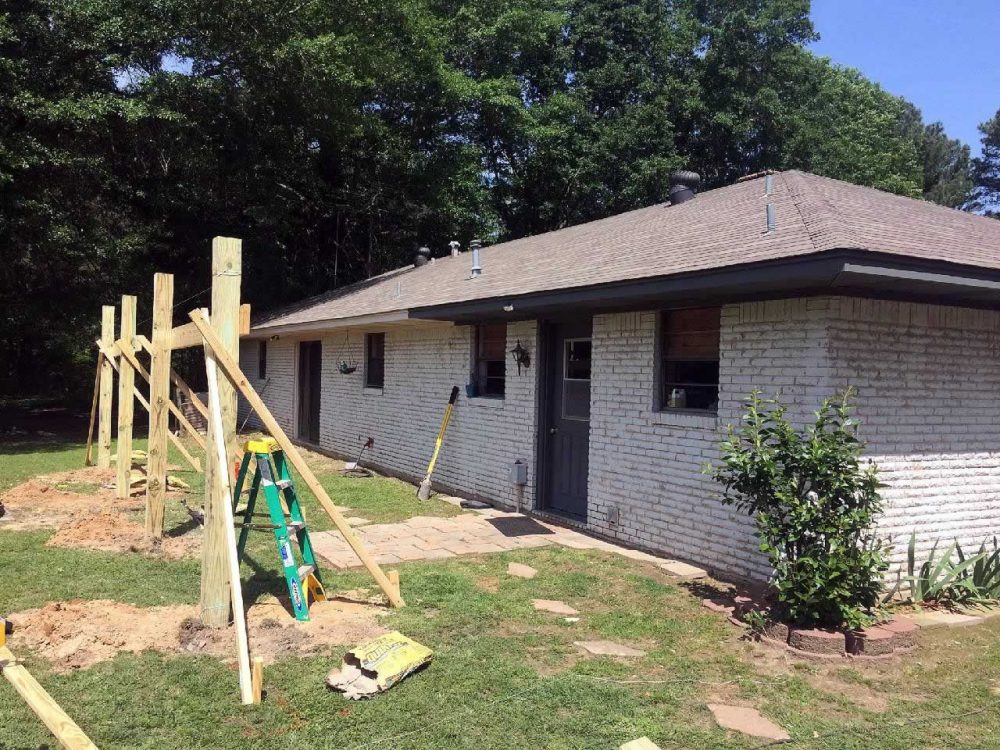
<box><xmin>507</xmin><ymin>562</ymin><xmax>538</xmax><ymax>579</ymax></box>
<box><xmin>574</xmin><ymin>640</ymin><xmax>646</xmax><ymax>657</ymax></box>
<box><xmin>707</xmin><ymin>704</ymin><xmax>790</xmax><ymax>741</ymax></box>
<box><xmin>532</xmin><ymin>599</ymin><xmax>579</xmax><ymax>615</ymax></box>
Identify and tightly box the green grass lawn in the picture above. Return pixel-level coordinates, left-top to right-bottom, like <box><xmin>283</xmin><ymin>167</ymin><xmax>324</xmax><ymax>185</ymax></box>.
<box><xmin>2</xmin><ymin>429</ymin><xmax>999</xmax><ymax>749</ymax></box>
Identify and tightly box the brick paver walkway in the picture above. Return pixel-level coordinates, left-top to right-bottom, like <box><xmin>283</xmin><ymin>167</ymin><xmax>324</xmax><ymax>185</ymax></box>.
<box><xmin>309</xmin><ymin>508</ymin><xmax>706</xmax><ymax>577</ymax></box>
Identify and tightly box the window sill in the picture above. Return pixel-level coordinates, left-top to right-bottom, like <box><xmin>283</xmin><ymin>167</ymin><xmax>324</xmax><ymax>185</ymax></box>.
<box><xmin>467</xmin><ymin>396</ymin><xmax>505</xmax><ymax>409</ymax></box>
<box><xmin>362</xmin><ymin>386</ymin><xmax>384</xmax><ymax>395</ymax></box>
<box><xmin>651</xmin><ymin>410</ymin><xmax>718</xmax><ymax>430</ymax></box>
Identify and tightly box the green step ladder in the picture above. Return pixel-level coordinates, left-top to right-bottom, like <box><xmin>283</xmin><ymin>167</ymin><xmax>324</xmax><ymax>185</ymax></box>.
<box><xmin>232</xmin><ymin>437</ymin><xmax>326</xmax><ymax>621</ymax></box>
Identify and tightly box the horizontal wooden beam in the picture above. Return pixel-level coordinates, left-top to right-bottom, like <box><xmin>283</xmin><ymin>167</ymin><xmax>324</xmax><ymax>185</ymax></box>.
<box><xmin>136</xmin><ymin>335</ymin><xmax>209</xmax><ymax>421</ymax></box>
<box><xmin>171</xmin><ymin>303</ymin><xmax>250</xmax><ymax>349</ymax></box>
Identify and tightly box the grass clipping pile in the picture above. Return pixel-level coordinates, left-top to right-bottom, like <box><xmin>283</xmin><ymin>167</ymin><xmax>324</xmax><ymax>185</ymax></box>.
<box><xmin>9</xmin><ymin>596</ymin><xmax>389</xmax><ymax>672</ymax></box>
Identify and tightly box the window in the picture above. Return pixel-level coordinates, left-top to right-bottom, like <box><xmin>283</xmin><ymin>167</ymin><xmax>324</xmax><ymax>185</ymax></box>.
<box><xmin>365</xmin><ymin>332</ymin><xmax>385</xmax><ymax>388</ymax></box>
<box><xmin>473</xmin><ymin>323</ymin><xmax>506</xmax><ymax>397</ymax></box>
<box><xmin>660</xmin><ymin>307</ymin><xmax>720</xmax><ymax>413</ymax></box>
<box><xmin>258</xmin><ymin>341</ymin><xmax>267</xmax><ymax>380</ymax></box>
<box><xmin>562</xmin><ymin>338</ymin><xmax>592</xmax><ymax>420</ymax></box>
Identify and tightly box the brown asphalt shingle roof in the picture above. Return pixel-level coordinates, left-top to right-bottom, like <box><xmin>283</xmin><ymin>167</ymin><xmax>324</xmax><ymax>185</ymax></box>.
<box><xmin>254</xmin><ymin>170</ymin><xmax>1000</xmax><ymax>331</ymax></box>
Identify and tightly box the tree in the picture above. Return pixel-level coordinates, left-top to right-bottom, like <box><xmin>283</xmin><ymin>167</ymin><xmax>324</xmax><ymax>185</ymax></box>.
<box><xmin>972</xmin><ymin>109</ymin><xmax>1000</xmax><ymax>216</ymax></box>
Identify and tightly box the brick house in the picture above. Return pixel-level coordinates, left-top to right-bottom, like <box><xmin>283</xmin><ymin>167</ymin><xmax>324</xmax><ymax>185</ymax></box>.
<box><xmin>239</xmin><ymin>170</ymin><xmax>1000</xmax><ymax>581</ymax></box>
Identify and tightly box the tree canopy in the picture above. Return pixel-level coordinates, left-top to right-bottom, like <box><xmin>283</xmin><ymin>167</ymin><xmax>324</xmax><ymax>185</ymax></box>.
<box><xmin>0</xmin><ymin>0</ymin><xmax>982</xmax><ymax>397</ymax></box>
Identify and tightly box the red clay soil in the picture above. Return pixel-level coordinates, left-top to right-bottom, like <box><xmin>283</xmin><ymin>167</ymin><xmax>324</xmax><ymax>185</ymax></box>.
<box><xmin>8</xmin><ymin>597</ymin><xmax>389</xmax><ymax>672</ymax></box>
<box><xmin>0</xmin><ymin>467</ymin><xmax>127</xmax><ymax>530</ymax></box>
<box><xmin>45</xmin><ymin>512</ymin><xmax>200</xmax><ymax>560</ymax></box>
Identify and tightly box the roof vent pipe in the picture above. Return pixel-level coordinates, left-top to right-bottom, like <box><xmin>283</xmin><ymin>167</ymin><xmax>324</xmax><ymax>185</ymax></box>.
<box><xmin>449</xmin><ymin>240</ymin><xmax>461</xmax><ymax>257</ymax></box>
<box><xmin>414</xmin><ymin>246</ymin><xmax>431</xmax><ymax>267</ymax></box>
<box><xmin>764</xmin><ymin>174</ymin><xmax>774</xmax><ymax>195</ymax></box>
<box><xmin>765</xmin><ymin>203</ymin><xmax>775</xmax><ymax>233</ymax></box>
<box><xmin>470</xmin><ymin>239</ymin><xmax>482</xmax><ymax>278</ymax></box>
<box><xmin>668</xmin><ymin>170</ymin><xmax>701</xmax><ymax>205</ymax></box>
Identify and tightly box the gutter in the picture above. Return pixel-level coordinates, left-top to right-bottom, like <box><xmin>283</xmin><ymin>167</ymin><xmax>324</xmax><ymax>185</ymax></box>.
<box><xmin>248</xmin><ymin>310</ymin><xmax>411</xmax><ymax>338</ymax></box>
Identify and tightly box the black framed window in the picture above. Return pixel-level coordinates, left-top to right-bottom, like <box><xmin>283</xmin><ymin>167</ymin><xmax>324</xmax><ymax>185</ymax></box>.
<box><xmin>474</xmin><ymin>323</ymin><xmax>506</xmax><ymax>397</ymax></box>
<box><xmin>660</xmin><ymin>307</ymin><xmax>720</xmax><ymax>413</ymax></box>
<box><xmin>258</xmin><ymin>341</ymin><xmax>267</xmax><ymax>379</ymax></box>
<box><xmin>365</xmin><ymin>332</ymin><xmax>385</xmax><ymax>388</ymax></box>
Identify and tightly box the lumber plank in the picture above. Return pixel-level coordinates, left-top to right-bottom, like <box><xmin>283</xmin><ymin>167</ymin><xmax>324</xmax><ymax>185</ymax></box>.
<box><xmin>116</xmin><ymin>296</ymin><xmax>137</xmax><ymax>502</ymax></box>
<box><xmin>97</xmin><ymin>342</ymin><xmax>202</xmax><ymax>473</ymax></box>
<box><xmin>188</xmin><ymin>307</ymin><xmax>405</xmax><ymax>608</ymax></box>
<box><xmin>114</xmin><ymin>343</ymin><xmax>207</xmax><ymax>452</ymax></box>
<box><xmin>205</xmin><ymin>345</ymin><xmax>254</xmax><ymax>704</ymax></box>
<box><xmin>97</xmin><ymin>306</ymin><xmax>115</xmax><ymax>468</ymax></box>
<box><xmin>201</xmin><ymin>237</ymin><xmax>243</xmax><ymax>628</ymax></box>
<box><xmin>136</xmin><ymin>334</ymin><xmax>209</xmax><ymax>420</ymax></box>
<box><xmin>251</xmin><ymin>657</ymin><xmax>264</xmax><ymax>704</ymax></box>
<box><xmin>620</xmin><ymin>739</ymin><xmax>661</xmax><ymax>750</ymax></box>
<box><xmin>146</xmin><ymin>272</ymin><xmax>173</xmax><ymax>538</ymax></box>
<box><xmin>84</xmin><ymin>352</ymin><xmax>103</xmax><ymax>466</ymax></box>
<box><xmin>171</xmin><ymin>302</ymin><xmax>250</xmax><ymax>349</ymax></box>
<box><xmin>1</xmin><ymin>647</ymin><xmax>99</xmax><ymax>750</ymax></box>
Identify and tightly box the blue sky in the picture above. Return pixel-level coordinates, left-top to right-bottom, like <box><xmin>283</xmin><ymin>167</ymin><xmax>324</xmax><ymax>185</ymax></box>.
<box><xmin>810</xmin><ymin>1</ymin><xmax>1000</xmax><ymax>157</ymax></box>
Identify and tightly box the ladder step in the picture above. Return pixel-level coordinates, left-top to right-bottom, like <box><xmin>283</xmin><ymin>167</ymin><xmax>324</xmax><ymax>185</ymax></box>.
<box><xmin>287</xmin><ymin>521</ymin><xmax>305</xmax><ymax>533</ymax></box>
<box><xmin>276</xmin><ymin>479</ymin><xmax>293</xmax><ymax>490</ymax></box>
<box><xmin>298</xmin><ymin>564</ymin><xmax>315</xmax><ymax>580</ymax></box>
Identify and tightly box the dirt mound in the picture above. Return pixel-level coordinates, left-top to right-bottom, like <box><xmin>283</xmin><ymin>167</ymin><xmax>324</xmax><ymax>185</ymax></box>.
<box><xmin>0</xmin><ymin>467</ymin><xmax>122</xmax><ymax>531</ymax></box>
<box><xmin>9</xmin><ymin>596</ymin><xmax>388</xmax><ymax>672</ymax></box>
<box><xmin>45</xmin><ymin>513</ymin><xmax>200</xmax><ymax>560</ymax></box>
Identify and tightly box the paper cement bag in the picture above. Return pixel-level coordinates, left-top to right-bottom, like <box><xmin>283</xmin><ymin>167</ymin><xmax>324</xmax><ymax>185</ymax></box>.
<box><xmin>325</xmin><ymin>632</ymin><xmax>432</xmax><ymax>699</ymax></box>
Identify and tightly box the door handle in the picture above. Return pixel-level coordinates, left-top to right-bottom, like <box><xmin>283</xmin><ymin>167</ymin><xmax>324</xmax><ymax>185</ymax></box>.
<box><xmin>549</xmin><ymin>427</ymin><xmax>558</xmax><ymax>434</ymax></box>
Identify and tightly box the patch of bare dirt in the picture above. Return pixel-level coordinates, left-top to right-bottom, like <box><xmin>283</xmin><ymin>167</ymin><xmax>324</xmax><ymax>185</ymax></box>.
<box><xmin>0</xmin><ymin>467</ymin><xmax>121</xmax><ymax>530</ymax></box>
<box><xmin>45</xmin><ymin>512</ymin><xmax>200</xmax><ymax>559</ymax></box>
<box><xmin>9</xmin><ymin>596</ymin><xmax>389</xmax><ymax>672</ymax></box>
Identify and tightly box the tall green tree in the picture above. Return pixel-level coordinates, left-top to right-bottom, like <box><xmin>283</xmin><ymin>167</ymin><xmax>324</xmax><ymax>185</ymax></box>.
<box><xmin>972</xmin><ymin>109</ymin><xmax>1000</xmax><ymax>216</ymax></box>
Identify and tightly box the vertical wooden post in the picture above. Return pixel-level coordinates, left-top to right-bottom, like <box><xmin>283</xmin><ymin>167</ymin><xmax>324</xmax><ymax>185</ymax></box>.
<box><xmin>115</xmin><ymin>296</ymin><xmax>137</xmax><ymax>501</ymax></box>
<box><xmin>201</xmin><ymin>237</ymin><xmax>242</xmax><ymax>628</ymax></box>
<box><xmin>97</xmin><ymin>306</ymin><xmax>115</xmax><ymax>468</ymax></box>
<box><xmin>146</xmin><ymin>273</ymin><xmax>174</xmax><ymax>538</ymax></box>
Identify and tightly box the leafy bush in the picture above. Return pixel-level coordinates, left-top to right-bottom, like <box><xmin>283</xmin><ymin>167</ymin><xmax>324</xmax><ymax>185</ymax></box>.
<box><xmin>711</xmin><ymin>389</ymin><xmax>889</xmax><ymax>629</ymax></box>
<box><xmin>901</xmin><ymin>533</ymin><xmax>999</xmax><ymax>605</ymax></box>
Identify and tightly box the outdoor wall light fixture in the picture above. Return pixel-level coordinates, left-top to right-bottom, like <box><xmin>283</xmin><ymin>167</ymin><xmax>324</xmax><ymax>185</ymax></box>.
<box><xmin>269</xmin><ymin>334</ymin><xmax>280</xmax><ymax>341</ymax></box>
<box><xmin>510</xmin><ymin>340</ymin><xmax>531</xmax><ymax>375</ymax></box>
<box><xmin>502</xmin><ymin>303</ymin><xmax>515</xmax><ymax>312</ymax></box>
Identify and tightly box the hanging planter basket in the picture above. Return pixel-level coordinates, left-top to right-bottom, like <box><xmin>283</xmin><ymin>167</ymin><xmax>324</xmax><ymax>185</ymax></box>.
<box><xmin>336</xmin><ymin>333</ymin><xmax>358</xmax><ymax>374</ymax></box>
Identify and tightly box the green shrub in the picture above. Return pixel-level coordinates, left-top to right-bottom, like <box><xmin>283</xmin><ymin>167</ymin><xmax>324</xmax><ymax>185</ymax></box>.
<box><xmin>711</xmin><ymin>389</ymin><xmax>889</xmax><ymax>629</ymax></box>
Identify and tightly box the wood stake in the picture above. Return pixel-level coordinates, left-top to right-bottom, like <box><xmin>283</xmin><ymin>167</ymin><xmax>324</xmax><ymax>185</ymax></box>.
<box><xmin>0</xmin><ymin>646</ymin><xmax>99</xmax><ymax>750</ymax></box>
<box><xmin>206</xmin><ymin>345</ymin><xmax>254</xmax><ymax>704</ymax></box>
<box><xmin>97</xmin><ymin>342</ymin><xmax>202</xmax><ymax>473</ymax></box>
<box><xmin>201</xmin><ymin>237</ymin><xmax>243</xmax><ymax>628</ymax></box>
<box><xmin>188</xmin><ymin>307</ymin><xmax>405</xmax><ymax>608</ymax></box>
<box><xmin>97</xmin><ymin>306</ymin><xmax>115</xmax><ymax>468</ymax></box>
<box><xmin>251</xmin><ymin>657</ymin><xmax>264</xmax><ymax>704</ymax></box>
<box><xmin>146</xmin><ymin>272</ymin><xmax>174</xmax><ymax>538</ymax></box>
<box><xmin>84</xmin><ymin>353</ymin><xmax>103</xmax><ymax>466</ymax></box>
<box><xmin>170</xmin><ymin>303</ymin><xmax>251</xmax><ymax>350</ymax></box>
<box><xmin>115</xmin><ymin>296</ymin><xmax>137</xmax><ymax>502</ymax></box>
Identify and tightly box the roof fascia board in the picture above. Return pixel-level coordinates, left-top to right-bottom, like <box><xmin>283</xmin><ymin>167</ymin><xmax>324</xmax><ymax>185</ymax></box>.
<box><xmin>249</xmin><ymin>310</ymin><xmax>410</xmax><ymax>337</ymax></box>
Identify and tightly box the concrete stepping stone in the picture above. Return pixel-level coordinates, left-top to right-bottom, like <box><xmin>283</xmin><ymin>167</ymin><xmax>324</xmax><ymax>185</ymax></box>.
<box><xmin>658</xmin><ymin>560</ymin><xmax>707</xmax><ymax>578</ymax></box>
<box><xmin>707</xmin><ymin>704</ymin><xmax>790</xmax><ymax>741</ymax></box>
<box><xmin>532</xmin><ymin>599</ymin><xmax>579</xmax><ymax>615</ymax></box>
<box><xmin>507</xmin><ymin>562</ymin><xmax>538</xmax><ymax>579</ymax></box>
<box><xmin>345</xmin><ymin>517</ymin><xmax>371</xmax><ymax>526</ymax></box>
<box><xmin>574</xmin><ymin>640</ymin><xmax>646</xmax><ymax>657</ymax></box>
<box><xmin>904</xmin><ymin>610</ymin><xmax>983</xmax><ymax>629</ymax></box>
<box><xmin>620</xmin><ymin>739</ymin><xmax>660</xmax><ymax>750</ymax></box>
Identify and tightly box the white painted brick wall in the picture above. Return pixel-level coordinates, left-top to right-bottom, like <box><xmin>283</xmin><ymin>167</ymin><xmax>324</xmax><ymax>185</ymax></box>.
<box><xmin>239</xmin><ymin>321</ymin><xmax>538</xmax><ymax>509</ymax></box>
<box><xmin>240</xmin><ymin>295</ymin><xmax>1000</xmax><ymax>582</ymax></box>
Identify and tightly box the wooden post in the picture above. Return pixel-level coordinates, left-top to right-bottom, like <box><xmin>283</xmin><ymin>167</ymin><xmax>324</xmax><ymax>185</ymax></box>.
<box><xmin>189</xmin><ymin>308</ymin><xmax>405</xmax><ymax>608</ymax></box>
<box><xmin>251</xmin><ymin>657</ymin><xmax>264</xmax><ymax>704</ymax></box>
<box><xmin>146</xmin><ymin>273</ymin><xmax>174</xmax><ymax>538</ymax></box>
<box><xmin>201</xmin><ymin>237</ymin><xmax>242</xmax><ymax>628</ymax></box>
<box><xmin>115</xmin><ymin>295</ymin><xmax>137</xmax><ymax>502</ymax></box>
<box><xmin>84</xmin><ymin>353</ymin><xmax>103</xmax><ymax>466</ymax></box>
<box><xmin>97</xmin><ymin>305</ymin><xmax>115</xmax><ymax>468</ymax></box>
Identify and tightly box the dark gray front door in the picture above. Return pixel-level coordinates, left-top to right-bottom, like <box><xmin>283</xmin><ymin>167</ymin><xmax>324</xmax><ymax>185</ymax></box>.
<box><xmin>541</xmin><ymin>319</ymin><xmax>592</xmax><ymax>521</ymax></box>
<box><xmin>297</xmin><ymin>340</ymin><xmax>322</xmax><ymax>443</ymax></box>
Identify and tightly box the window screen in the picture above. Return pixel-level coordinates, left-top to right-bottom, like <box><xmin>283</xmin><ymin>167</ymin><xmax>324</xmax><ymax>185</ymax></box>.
<box><xmin>474</xmin><ymin>323</ymin><xmax>506</xmax><ymax>397</ymax></box>
<box><xmin>660</xmin><ymin>307</ymin><xmax>720</xmax><ymax>413</ymax></box>
<box><xmin>365</xmin><ymin>332</ymin><xmax>385</xmax><ymax>388</ymax></box>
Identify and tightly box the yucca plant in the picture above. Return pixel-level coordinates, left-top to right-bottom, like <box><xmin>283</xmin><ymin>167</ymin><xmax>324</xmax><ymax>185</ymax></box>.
<box><xmin>960</xmin><ymin>536</ymin><xmax>1000</xmax><ymax>601</ymax></box>
<box><xmin>904</xmin><ymin>533</ymin><xmax>987</xmax><ymax>605</ymax></box>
